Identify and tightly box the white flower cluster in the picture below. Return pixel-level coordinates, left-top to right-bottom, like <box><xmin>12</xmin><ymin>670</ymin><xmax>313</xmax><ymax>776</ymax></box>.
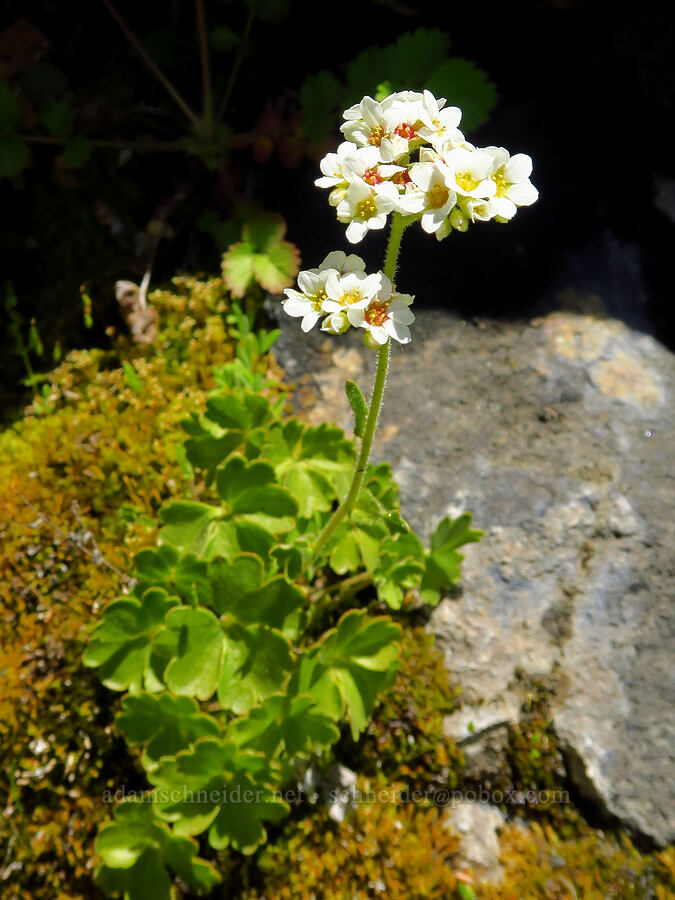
<box><xmin>316</xmin><ymin>90</ymin><xmax>538</xmax><ymax>243</ymax></box>
<box><xmin>282</xmin><ymin>251</ymin><xmax>414</xmax><ymax>345</ymax></box>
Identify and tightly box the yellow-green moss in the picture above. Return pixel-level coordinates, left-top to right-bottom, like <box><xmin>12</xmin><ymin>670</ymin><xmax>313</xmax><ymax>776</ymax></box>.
<box><xmin>346</xmin><ymin>626</ymin><xmax>464</xmax><ymax>791</ymax></box>
<box><xmin>0</xmin><ymin>276</ymin><xmax>277</xmax><ymax>899</ymax></box>
<box><xmin>481</xmin><ymin>822</ymin><xmax>675</xmax><ymax>900</ymax></box>
<box><xmin>240</xmin><ymin>777</ymin><xmax>461</xmax><ymax>900</ymax></box>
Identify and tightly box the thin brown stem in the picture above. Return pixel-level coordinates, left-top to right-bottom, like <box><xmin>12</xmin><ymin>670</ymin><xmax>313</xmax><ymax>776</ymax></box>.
<box><xmin>101</xmin><ymin>0</ymin><xmax>200</xmax><ymax>127</ymax></box>
<box><xmin>13</xmin><ymin>491</ymin><xmax>132</xmax><ymax>587</ymax></box>
<box><xmin>22</xmin><ymin>135</ymin><xmax>185</xmax><ymax>152</ymax></box>
<box><xmin>216</xmin><ymin>2</ymin><xmax>255</xmax><ymax>120</ymax></box>
<box><xmin>194</xmin><ymin>0</ymin><xmax>213</xmax><ymax>136</ymax></box>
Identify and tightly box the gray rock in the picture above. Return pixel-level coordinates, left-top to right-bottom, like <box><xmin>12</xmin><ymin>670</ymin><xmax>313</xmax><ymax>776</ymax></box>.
<box><xmin>269</xmin><ymin>298</ymin><xmax>675</xmax><ymax>847</ymax></box>
<box><xmin>443</xmin><ymin>801</ymin><xmax>506</xmax><ymax>883</ymax></box>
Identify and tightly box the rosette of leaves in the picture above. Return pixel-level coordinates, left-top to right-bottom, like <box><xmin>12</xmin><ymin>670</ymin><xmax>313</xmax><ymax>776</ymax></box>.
<box><xmin>85</xmin><ymin>379</ymin><xmax>481</xmax><ymax>899</ymax></box>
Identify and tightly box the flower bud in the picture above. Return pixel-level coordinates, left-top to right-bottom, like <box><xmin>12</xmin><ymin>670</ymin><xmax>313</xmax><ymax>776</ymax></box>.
<box><xmin>329</xmin><ymin>187</ymin><xmax>347</xmax><ymax>208</ymax></box>
<box><xmin>322</xmin><ymin>311</ymin><xmax>350</xmax><ymax>335</ymax></box>
<box><xmin>450</xmin><ymin>207</ymin><xmax>469</xmax><ymax>232</ymax></box>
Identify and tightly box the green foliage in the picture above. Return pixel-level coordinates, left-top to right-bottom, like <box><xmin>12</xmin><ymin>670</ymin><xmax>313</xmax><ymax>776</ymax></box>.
<box><xmin>0</xmin><ymin>81</ymin><xmax>21</xmax><ymax>131</ymax></box>
<box><xmin>41</xmin><ymin>98</ymin><xmax>74</xmax><ymax>139</ymax></box>
<box><xmin>221</xmin><ymin>214</ymin><xmax>301</xmax><ymax>298</ymax></box>
<box><xmin>95</xmin><ymin>800</ymin><xmax>220</xmax><ymax>900</ymax></box>
<box><xmin>350</xmin><ymin>628</ymin><xmax>464</xmax><ymax>791</ymax></box>
<box><xmin>426</xmin><ymin>58</ymin><xmax>499</xmax><ymax>132</ymax></box>
<box><xmin>301</xmin><ymin>28</ymin><xmax>498</xmax><ymax>148</ymax></box>
<box><xmin>81</xmin><ymin>309</ymin><xmax>481</xmax><ymax>898</ymax></box>
<box><xmin>420</xmin><ymin>512</ymin><xmax>484</xmax><ymax>606</ymax></box>
<box><xmin>0</xmin><ymin>274</ymin><xmax>271</xmax><ymax>900</ymax></box>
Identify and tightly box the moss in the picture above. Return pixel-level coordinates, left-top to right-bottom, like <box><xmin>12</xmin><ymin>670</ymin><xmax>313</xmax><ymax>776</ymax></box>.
<box><xmin>240</xmin><ymin>777</ymin><xmax>461</xmax><ymax>900</ymax></box>
<box><xmin>0</xmin><ymin>275</ymin><xmax>274</xmax><ymax>899</ymax></box>
<box><xmin>480</xmin><ymin>822</ymin><xmax>675</xmax><ymax>900</ymax></box>
<box><xmin>344</xmin><ymin>626</ymin><xmax>464</xmax><ymax>792</ymax></box>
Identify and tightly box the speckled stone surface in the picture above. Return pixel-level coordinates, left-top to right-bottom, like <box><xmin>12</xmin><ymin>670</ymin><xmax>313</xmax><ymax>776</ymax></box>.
<box><xmin>269</xmin><ymin>296</ymin><xmax>675</xmax><ymax>846</ymax></box>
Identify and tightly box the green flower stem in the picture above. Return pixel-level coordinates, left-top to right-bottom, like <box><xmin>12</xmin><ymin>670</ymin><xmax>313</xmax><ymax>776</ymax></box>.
<box><xmin>312</xmin><ymin>213</ymin><xmax>407</xmax><ymax>560</ymax></box>
<box><xmin>308</xmin><ymin>571</ymin><xmax>374</xmax><ymax>629</ymax></box>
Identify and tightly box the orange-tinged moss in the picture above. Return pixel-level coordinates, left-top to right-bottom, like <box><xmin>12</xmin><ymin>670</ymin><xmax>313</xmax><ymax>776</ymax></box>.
<box><xmin>480</xmin><ymin>822</ymin><xmax>675</xmax><ymax>900</ymax></box>
<box><xmin>0</xmin><ymin>275</ymin><xmax>277</xmax><ymax>899</ymax></box>
<box><xmin>242</xmin><ymin>778</ymin><xmax>461</xmax><ymax>900</ymax></box>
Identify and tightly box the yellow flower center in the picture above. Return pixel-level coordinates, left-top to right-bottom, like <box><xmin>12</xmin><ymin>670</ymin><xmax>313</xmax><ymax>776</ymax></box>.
<box><xmin>310</xmin><ymin>289</ymin><xmax>327</xmax><ymax>311</ymax></box>
<box><xmin>367</xmin><ymin>125</ymin><xmax>385</xmax><ymax>147</ymax></box>
<box><xmin>428</xmin><ymin>184</ymin><xmax>449</xmax><ymax>209</ymax></box>
<box><xmin>356</xmin><ymin>195</ymin><xmax>378</xmax><ymax>220</ymax></box>
<box><xmin>493</xmin><ymin>167</ymin><xmax>507</xmax><ymax>196</ymax></box>
<box><xmin>344</xmin><ymin>289</ymin><xmax>363</xmax><ymax>305</ymax></box>
<box><xmin>455</xmin><ymin>171</ymin><xmax>479</xmax><ymax>193</ymax></box>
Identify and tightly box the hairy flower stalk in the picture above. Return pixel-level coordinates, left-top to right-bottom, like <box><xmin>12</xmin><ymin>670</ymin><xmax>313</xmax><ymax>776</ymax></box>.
<box><xmin>312</xmin><ymin>215</ymin><xmax>406</xmax><ymax>559</ymax></box>
<box><xmin>279</xmin><ymin>88</ymin><xmax>538</xmax><ymax>561</ymax></box>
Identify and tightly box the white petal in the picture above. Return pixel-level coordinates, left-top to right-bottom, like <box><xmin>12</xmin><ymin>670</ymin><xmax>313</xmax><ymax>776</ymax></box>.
<box><xmin>389</xmin><ymin>302</ymin><xmax>415</xmax><ymax>325</ymax></box>
<box><xmin>360</xmin><ymin>96</ymin><xmax>382</xmax><ymax>127</ymax></box>
<box><xmin>322</xmin><ymin>299</ymin><xmax>344</xmax><ymax>313</ymax></box>
<box><xmin>491</xmin><ymin>196</ymin><xmax>517</xmax><ymax>220</ymax></box>
<box><xmin>505</xmin><ymin>181</ymin><xmax>539</xmax><ymax>206</ymax></box>
<box><xmin>369</xmin><ymin>325</ymin><xmax>388</xmax><ymax>344</ymax></box>
<box><xmin>346</xmin><ymin>220</ymin><xmax>368</xmax><ymax>243</ymax></box>
<box><xmin>282</xmin><ymin>298</ymin><xmax>309</xmax><ymax>317</ymax></box>
<box><xmin>342</xmin><ymin>254</ymin><xmax>367</xmax><ymax>273</ymax></box>
<box><xmin>319</xmin><ymin>251</ymin><xmax>345</xmax><ymax>271</ymax></box>
<box><xmin>384</xmin><ymin>319</ymin><xmax>411</xmax><ymax>343</ymax></box>
<box><xmin>421</xmin><ymin>209</ymin><xmax>444</xmax><ymax>233</ymax></box>
<box><xmin>325</xmin><ymin>270</ymin><xmax>342</xmax><ymax>301</ymax></box>
<box><xmin>377</xmin><ymin>273</ymin><xmax>393</xmax><ymax>301</ymax></box>
<box><xmin>396</xmin><ymin>191</ymin><xmax>426</xmax><ymax>214</ymax></box>
<box><xmin>504</xmin><ymin>153</ymin><xmax>533</xmax><ymax>183</ymax></box>
<box><xmin>366</xmin><ymin>212</ymin><xmax>388</xmax><ymax>231</ymax></box>
<box><xmin>301</xmin><ymin>311</ymin><xmax>321</xmax><ymax>332</ymax></box>
<box><xmin>360</xmin><ymin>272</ymin><xmax>384</xmax><ymax>297</ymax></box>
<box><xmin>439</xmin><ymin>106</ymin><xmax>462</xmax><ymax>129</ymax></box>
<box><xmin>346</xmin><ymin>180</ymin><xmax>372</xmax><ymax>203</ymax></box>
<box><xmin>347</xmin><ymin>307</ymin><xmax>365</xmax><ymax>326</ymax></box>
<box><xmin>298</xmin><ymin>271</ymin><xmax>323</xmax><ymax>294</ymax></box>
<box><xmin>315</xmin><ymin>175</ymin><xmax>341</xmax><ymax>188</ymax></box>
<box><xmin>374</xmin><ymin>181</ymin><xmax>400</xmax><ymax>201</ymax></box>
<box><xmin>409</xmin><ymin>162</ymin><xmax>436</xmax><ymax>192</ymax></box>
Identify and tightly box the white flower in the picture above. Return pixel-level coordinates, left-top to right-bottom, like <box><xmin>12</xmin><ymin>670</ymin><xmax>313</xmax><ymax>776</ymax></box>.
<box><xmin>442</xmin><ymin>147</ymin><xmax>497</xmax><ymax>200</ymax></box>
<box><xmin>317</xmin><ymin>250</ymin><xmax>366</xmax><ymax>274</ymax></box>
<box><xmin>416</xmin><ymin>89</ymin><xmax>463</xmax><ymax>150</ymax></box>
<box><xmin>281</xmin><ymin>268</ymin><xmax>333</xmax><ymax>332</ymax></box>
<box><xmin>342</xmin><ymin>148</ymin><xmax>404</xmax><ymax>185</ymax></box>
<box><xmin>340</xmin><ymin>94</ymin><xmax>422</xmax><ymax>163</ymax></box>
<box><xmin>336</xmin><ymin>180</ymin><xmax>400</xmax><ymax>243</ymax></box>
<box><xmin>352</xmin><ymin>297</ymin><xmax>415</xmax><ymax>345</ymax></box>
<box><xmin>396</xmin><ymin>160</ymin><xmax>458</xmax><ymax>234</ymax></box>
<box><xmin>485</xmin><ymin>147</ymin><xmax>539</xmax><ymax>221</ymax></box>
<box><xmin>322</xmin><ymin>270</ymin><xmax>383</xmax><ymax>317</ymax></box>
<box><xmin>315</xmin><ymin>142</ymin><xmax>360</xmax><ymax>189</ymax></box>
<box><xmin>347</xmin><ymin>273</ymin><xmax>415</xmax><ymax>345</ymax></box>
<box><xmin>341</xmin><ymin>95</ymin><xmax>389</xmax><ymax>147</ymax></box>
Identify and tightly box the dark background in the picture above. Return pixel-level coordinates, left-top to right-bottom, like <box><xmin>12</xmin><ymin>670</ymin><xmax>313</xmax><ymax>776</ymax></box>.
<box><xmin>2</xmin><ymin>0</ymin><xmax>674</xmax><ymax>413</ymax></box>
